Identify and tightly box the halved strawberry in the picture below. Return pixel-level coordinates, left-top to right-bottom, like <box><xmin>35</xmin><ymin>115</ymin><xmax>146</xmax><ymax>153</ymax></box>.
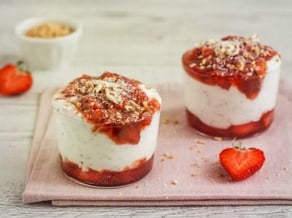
<box><xmin>219</xmin><ymin>144</ymin><xmax>265</xmax><ymax>181</ymax></box>
<box><xmin>0</xmin><ymin>61</ymin><xmax>33</xmax><ymax>96</ymax></box>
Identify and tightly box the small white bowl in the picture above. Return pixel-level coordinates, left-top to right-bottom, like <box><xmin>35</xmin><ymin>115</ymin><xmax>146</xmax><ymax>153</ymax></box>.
<box><xmin>15</xmin><ymin>17</ymin><xmax>82</xmax><ymax>71</ymax></box>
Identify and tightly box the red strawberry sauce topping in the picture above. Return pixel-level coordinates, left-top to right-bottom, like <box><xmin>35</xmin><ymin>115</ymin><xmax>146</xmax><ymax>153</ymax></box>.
<box><xmin>182</xmin><ymin>35</ymin><xmax>279</xmax><ymax>99</ymax></box>
<box><xmin>58</xmin><ymin>72</ymin><xmax>160</xmax><ymax>144</ymax></box>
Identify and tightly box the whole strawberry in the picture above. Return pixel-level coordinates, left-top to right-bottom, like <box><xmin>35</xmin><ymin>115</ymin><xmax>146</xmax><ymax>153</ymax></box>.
<box><xmin>219</xmin><ymin>143</ymin><xmax>265</xmax><ymax>181</ymax></box>
<box><xmin>0</xmin><ymin>61</ymin><xmax>33</xmax><ymax>96</ymax></box>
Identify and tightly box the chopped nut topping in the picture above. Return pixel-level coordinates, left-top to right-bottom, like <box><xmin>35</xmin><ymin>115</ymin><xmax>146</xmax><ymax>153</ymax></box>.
<box><xmin>187</xmin><ymin>35</ymin><xmax>278</xmax><ymax>78</ymax></box>
<box><xmin>60</xmin><ymin>72</ymin><xmax>160</xmax><ymax>127</ymax></box>
<box><xmin>145</xmin><ymin>84</ymin><xmax>152</xmax><ymax>89</ymax></box>
<box><xmin>25</xmin><ymin>22</ymin><xmax>74</xmax><ymax>38</ymax></box>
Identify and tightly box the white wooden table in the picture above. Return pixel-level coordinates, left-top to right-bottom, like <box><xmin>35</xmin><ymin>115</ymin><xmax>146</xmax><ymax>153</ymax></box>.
<box><xmin>1</xmin><ymin>0</ymin><xmax>292</xmax><ymax>217</ymax></box>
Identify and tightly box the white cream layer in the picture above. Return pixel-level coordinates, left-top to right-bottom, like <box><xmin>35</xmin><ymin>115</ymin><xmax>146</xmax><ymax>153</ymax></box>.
<box><xmin>184</xmin><ymin>55</ymin><xmax>281</xmax><ymax>128</ymax></box>
<box><xmin>52</xmin><ymin>84</ymin><xmax>161</xmax><ymax>172</ymax></box>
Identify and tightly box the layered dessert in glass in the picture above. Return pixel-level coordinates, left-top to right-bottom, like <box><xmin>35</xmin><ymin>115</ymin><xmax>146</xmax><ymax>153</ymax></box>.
<box><xmin>52</xmin><ymin>72</ymin><xmax>161</xmax><ymax>187</ymax></box>
<box><xmin>182</xmin><ymin>35</ymin><xmax>281</xmax><ymax>138</ymax></box>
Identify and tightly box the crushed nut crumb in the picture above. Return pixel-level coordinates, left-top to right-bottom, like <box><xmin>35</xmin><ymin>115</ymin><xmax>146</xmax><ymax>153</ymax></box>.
<box><xmin>195</xmin><ymin>139</ymin><xmax>206</xmax><ymax>144</ymax></box>
<box><xmin>162</xmin><ymin>116</ymin><xmax>179</xmax><ymax>125</ymax></box>
<box><xmin>213</xmin><ymin>136</ymin><xmax>223</xmax><ymax>141</ymax></box>
<box><xmin>163</xmin><ymin>152</ymin><xmax>175</xmax><ymax>159</ymax></box>
<box><xmin>191</xmin><ymin>163</ymin><xmax>200</xmax><ymax>167</ymax></box>
<box><xmin>171</xmin><ymin>179</ymin><xmax>178</xmax><ymax>185</ymax></box>
<box><xmin>162</xmin><ymin>117</ymin><xmax>170</xmax><ymax>124</ymax></box>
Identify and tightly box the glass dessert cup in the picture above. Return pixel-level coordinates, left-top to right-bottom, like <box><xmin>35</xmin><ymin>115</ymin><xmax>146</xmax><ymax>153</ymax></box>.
<box><xmin>52</xmin><ymin>72</ymin><xmax>161</xmax><ymax>187</ymax></box>
<box><xmin>182</xmin><ymin>36</ymin><xmax>281</xmax><ymax>139</ymax></box>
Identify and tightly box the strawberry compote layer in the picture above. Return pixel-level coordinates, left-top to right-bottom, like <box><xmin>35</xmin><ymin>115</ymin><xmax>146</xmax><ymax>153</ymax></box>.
<box><xmin>52</xmin><ymin>72</ymin><xmax>161</xmax><ymax>187</ymax></box>
<box><xmin>182</xmin><ymin>35</ymin><xmax>281</xmax><ymax>138</ymax></box>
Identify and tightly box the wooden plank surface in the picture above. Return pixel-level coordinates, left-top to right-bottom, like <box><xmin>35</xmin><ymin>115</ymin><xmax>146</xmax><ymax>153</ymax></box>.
<box><xmin>0</xmin><ymin>0</ymin><xmax>292</xmax><ymax>217</ymax></box>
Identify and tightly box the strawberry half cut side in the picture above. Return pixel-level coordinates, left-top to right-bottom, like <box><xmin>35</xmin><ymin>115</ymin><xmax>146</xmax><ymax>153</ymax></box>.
<box><xmin>0</xmin><ymin>62</ymin><xmax>33</xmax><ymax>96</ymax></box>
<box><xmin>219</xmin><ymin>145</ymin><xmax>265</xmax><ymax>181</ymax></box>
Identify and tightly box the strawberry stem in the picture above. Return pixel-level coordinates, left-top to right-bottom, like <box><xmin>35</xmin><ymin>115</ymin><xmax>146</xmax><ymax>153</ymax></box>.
<box><xmin>16</xmin><ymin>60</ymin><xmax>29</xmax><ymax>73</ymax></box>
<box><xmin>232</xmin><ymin>139</ymin><xmax>244</xmax><ymax>150</ymax></box>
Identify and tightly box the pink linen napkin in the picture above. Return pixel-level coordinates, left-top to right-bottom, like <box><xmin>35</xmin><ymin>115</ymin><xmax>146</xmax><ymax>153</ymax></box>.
<box><xmin>23</xmin><ymin>83</ymin><xmax>292</xmax><ymax>206</ymax></box>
